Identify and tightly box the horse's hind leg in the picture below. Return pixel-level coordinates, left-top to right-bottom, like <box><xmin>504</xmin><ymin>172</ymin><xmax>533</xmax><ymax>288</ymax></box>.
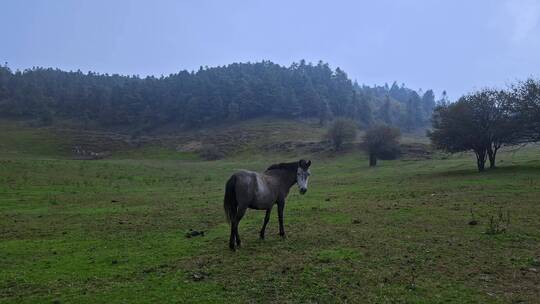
<box><xmin>259</xmin><ymin>208</ymin><xmax>272</xmax><ymax>240</ymax></box>
<box><xmin>229</xmin><ymin>224</ymin><xmax>236</xmax><ymax>251</ymax></box>
<box><xmin>234</xmin><ymin>206</ymin><xmax>247</xmax><ymax>247</ymax></box>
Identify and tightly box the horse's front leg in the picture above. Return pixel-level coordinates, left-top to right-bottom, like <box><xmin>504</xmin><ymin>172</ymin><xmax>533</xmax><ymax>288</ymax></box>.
<box><xmin>259</xmin><ymin>208</ymin><xmax>272</xmax><ymax>240</ymax></box>
<box><xmin>277</xmin><ymin>200</ymin><xmax>286</xmax><ymax>239</ymax></box>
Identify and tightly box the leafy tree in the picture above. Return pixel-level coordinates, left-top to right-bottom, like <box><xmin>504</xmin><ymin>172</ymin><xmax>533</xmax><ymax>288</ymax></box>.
<box><xmin>509</xmin><ymin>79</ymin><xmax>540</xmax><ymax>142</ymax></box>
<box><xmin>429</xmin><ymin>100</ymin><xmax>488</xmax><ymax>171</ymax></box>
<box><xmin>326</xmin><ymin>118</ymin><xmax>358</xmax><ymax>150</ymax></box>
<box><xmin>428</xmin><ymin>89</ymin><xmax>520</xmax><ymax>171</ymax></box>
<box><xmin>363</xmin><ymin>125</ymin><xmax>401</xmax><ymax>167</ymax></box>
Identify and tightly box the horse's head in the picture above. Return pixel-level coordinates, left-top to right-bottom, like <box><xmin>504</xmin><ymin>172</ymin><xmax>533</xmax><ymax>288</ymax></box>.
<box><xmin>297</xmin><ymin>159</ymin><xmax>311</xmax><ymax>195</ymax></box>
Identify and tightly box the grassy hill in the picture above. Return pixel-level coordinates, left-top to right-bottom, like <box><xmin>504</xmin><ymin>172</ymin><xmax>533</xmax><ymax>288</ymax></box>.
<box><xmin>1</xmin><ymin>118</ymin><xmax>328</xmax><ymax>159</ymax></box>
<box><xmin>1</xmin><ymin>120</ymin><xmax>539</xmax><ymax>303</ymax></box>
<box><xmin>0</xmin><ymin>118</ymin><xmax>431</xmax><ymax>161</ymax></box>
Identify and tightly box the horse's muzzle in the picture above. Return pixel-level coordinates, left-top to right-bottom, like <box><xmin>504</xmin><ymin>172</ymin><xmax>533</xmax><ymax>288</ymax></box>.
<box><xmin>299</xmin><ymin>188</ymin><xmax>307</xmax><ymax>195</ymax></box>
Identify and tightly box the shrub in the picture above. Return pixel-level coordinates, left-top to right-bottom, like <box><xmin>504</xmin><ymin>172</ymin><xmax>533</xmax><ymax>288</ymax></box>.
<box><xmin>199</xmin><ymin>144</ymin><xmax>225</xmax><ymax>160</ymax></box>
<box><xmin>363</xmin><ymin>125</ymin><xmax>401</xmax><ymax>166</ymax></box>
<box><xmin>326</xmin><ymin>118</ymin><xmax>358</xmax><ymax>150</ymax></box>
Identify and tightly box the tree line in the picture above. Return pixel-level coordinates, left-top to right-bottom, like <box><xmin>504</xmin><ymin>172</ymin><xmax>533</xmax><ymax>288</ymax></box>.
<box><xmin>0</xmin><ymin>61</ymin><xmax>439</xmax><ymax>132</ymax></box>
<box><xmin>429</xmin><ymin>79</ymin><xmax>540</xmax><ymax>171</ymax></box>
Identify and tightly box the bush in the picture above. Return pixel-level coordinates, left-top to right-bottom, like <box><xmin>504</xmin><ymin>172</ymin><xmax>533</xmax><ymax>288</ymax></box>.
<box><xmin>199</xmin><ymin>144</ymin><xmax>225</xmax><ymax>160</ymax></box>
<box><xmin>326</xmin><ymin>118</ymin><xmax>358</xmax><ymax>150</ymax></box>
<box><xmin>363</xmin><ymin>125</ymin><xmax>401</xmax><ymax>166</ymax></box>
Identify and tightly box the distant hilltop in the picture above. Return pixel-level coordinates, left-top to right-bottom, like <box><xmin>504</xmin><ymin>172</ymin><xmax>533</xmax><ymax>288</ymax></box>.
<box><xmin>0</xmin><ymin>60</ymin><xmax>444</xmax><ymax>133</ymax></box>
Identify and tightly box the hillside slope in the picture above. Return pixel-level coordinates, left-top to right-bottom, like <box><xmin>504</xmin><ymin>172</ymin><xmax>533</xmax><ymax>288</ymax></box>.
<box><xmin>0</xmin><ymin>118</ymin><xmax>434</xmax><ymax>162</ymax></box>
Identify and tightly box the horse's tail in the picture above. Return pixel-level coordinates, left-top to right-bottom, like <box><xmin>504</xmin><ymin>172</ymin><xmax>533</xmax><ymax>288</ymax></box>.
<box><xmin>224</xmin><ymin>174</ymin><xmax>237</xmax><ymax>224</ymax></box>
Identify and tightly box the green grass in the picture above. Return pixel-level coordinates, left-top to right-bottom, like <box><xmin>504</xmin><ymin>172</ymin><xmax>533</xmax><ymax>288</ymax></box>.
<box><xmin>1</xmin><ymin>123</ymin><xmax>540</xmax><ymax>303</ymax></box>
<box><xmin>110</xmin><ymin>146</ymin><xmax>200</xmax><ymax>161</ymax></box>
<box><xmin>0</xmin><ymin>120</ymin><xmax>70</xmax><ymax>158</ymax></box>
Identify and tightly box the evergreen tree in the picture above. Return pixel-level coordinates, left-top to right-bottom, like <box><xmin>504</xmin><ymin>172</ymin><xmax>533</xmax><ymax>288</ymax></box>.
<box><xmin>421</xmin><ymin>89</ymin><xmax>436</xmax><ymax>123</ymax></box>
<box><xmin>0</xmin><ymin>61</ymin><xmax>435</xmax><ymax>132</ymax></box>
<box><xmin>378</xmin><ymin>95</ymin><xmax>393</xmax><ymax>125</ymax></box>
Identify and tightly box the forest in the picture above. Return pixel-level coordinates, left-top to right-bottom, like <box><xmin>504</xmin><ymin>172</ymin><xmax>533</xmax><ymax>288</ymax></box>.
<box><xmin>0</xmin><ymin>60</ymin><xmax>440</xmax><ymax>132</ymax></box>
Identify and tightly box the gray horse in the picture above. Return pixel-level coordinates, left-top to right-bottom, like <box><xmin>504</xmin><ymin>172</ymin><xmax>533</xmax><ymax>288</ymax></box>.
<box><xmin>223</xmin><ymin>159</ymin><xmax>312</xmax><ymax>250</ymax></box>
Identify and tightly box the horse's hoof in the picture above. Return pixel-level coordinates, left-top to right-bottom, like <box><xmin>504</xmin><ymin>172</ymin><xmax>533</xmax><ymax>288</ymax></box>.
<box><xmin>259</xmin><ymin>234</ymin><xmax>265</xmax><ymax>240</ymax></box>
<box><xmin>279</xmin><ymin>234</ymin><xmax>286</xmax><ymax>240</ymax></box>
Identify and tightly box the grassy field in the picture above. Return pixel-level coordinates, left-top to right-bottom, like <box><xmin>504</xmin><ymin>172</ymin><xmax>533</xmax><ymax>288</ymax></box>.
<box><xmin>1</xmin><ymin>122</ymin><xmax>540</xmax><ymax>303</ymax></box>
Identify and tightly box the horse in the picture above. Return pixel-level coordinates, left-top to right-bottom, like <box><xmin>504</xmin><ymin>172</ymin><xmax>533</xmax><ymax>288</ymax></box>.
<box><xmin>223</xmin><ymin>159</ymin><xmax>312</xmax><ymax>250</ymax></box>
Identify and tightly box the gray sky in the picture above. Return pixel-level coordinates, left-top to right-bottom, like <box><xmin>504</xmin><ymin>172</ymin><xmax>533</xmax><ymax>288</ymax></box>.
<box><xmin>2</xmin><ymin>0</ymin><xmax>540</xmax><ymax>99</ymax></box>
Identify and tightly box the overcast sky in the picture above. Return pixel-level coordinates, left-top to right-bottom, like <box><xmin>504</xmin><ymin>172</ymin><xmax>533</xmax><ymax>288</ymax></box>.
<box><xmin>2</xmin><ymin>0</ymin><xmax>540</xmax><ymax>99</ymax></box>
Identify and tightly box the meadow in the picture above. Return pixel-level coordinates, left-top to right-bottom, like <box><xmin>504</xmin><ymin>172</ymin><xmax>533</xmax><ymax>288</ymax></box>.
<box><xmin>1</xmin><ymin>121</ymin><xmax>540</xmax><ymax>303</ymax></box>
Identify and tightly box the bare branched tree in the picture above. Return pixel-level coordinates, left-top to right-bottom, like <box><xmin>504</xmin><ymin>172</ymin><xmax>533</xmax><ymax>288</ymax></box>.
<box><xmin>326</xmin><ymin>118</ymin><xmax>358</xmax><ymax>150</ymax></box>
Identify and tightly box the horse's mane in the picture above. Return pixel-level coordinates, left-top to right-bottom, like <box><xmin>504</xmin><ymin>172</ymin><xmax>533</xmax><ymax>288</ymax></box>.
<box><xmin>265</xmin><ymin>161</ymin><xmax>299</xmax><ymax>172</ymax></box>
